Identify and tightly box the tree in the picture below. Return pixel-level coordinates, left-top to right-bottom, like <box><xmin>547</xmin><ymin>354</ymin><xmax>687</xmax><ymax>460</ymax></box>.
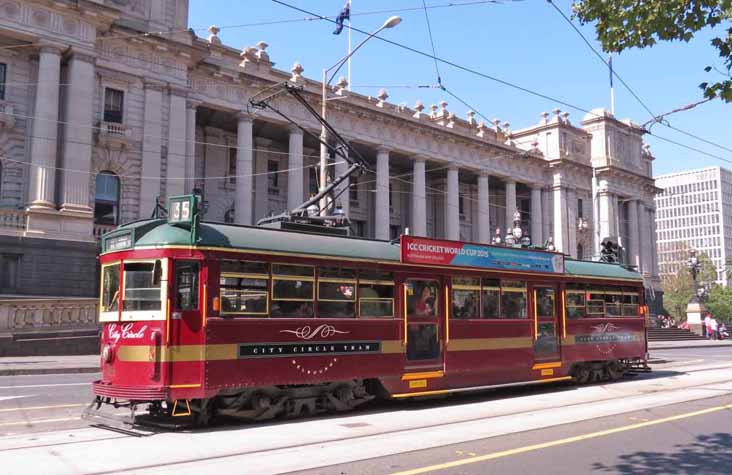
<box><xmin>660</xmin><ymin>249</ymin><xmax>717</xmax><ymax>320</ymax></box>
<box><xmin>703</xmin><ymin>285</ymin><xmax>732</xmax><ymax>323</ymax></box>
<box><xmin>573</xmin><ymin>1</ymin><xmax>732</xmax><ymax>102</ymax></box>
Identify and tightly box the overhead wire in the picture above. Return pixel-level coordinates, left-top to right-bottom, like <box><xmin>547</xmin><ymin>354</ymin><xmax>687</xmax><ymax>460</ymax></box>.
<box><xmin>545</xmin><ymin>0</ymin><xmax>732</xmax><ymax>161</ymax></box>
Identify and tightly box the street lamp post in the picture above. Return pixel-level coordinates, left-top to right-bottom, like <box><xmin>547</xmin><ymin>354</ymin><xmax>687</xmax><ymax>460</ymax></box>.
<box><xmin>686</xmin><ymin>249</ymin><xmax>706</xmax><ymax>336</ymax></box>
<box><xmin>319</xmin><ymin>15</ymin><xmax>402</xmax><ymax>215</ymax></box>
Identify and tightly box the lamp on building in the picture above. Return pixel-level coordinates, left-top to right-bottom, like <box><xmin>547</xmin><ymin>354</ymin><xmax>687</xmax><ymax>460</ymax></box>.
<box><xmin>319</xmin><ymin>16</ymin><xmax>403</xmax><ymax>214</ymax></box>
<box><xmin>492</xmin><ymin>227</ymin><xmax>502</xmax><ymax>245</ymax></box>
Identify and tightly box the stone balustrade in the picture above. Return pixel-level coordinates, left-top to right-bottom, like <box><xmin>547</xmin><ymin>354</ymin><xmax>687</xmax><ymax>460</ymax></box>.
<box><xmin>0</xmin><ymin>208</ymin><xmax>25</xmax><ymax>233</ymax></box>
<box><xmin>97</xmin><ymin>121</ymin><xmax>131</xmax><ymax>148</ymax></box>
<box><xmin>93</xmin><ymin>223</ymin><xmax>116</xmax><ymax>240</ymax></box>
<box><xmin>0</xmin><ymin>298</ymin><xmax>99</xmax><ymax>331</ymax></box>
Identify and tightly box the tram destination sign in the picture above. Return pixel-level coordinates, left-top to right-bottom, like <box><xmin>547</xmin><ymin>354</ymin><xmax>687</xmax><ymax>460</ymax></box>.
<box><xmin>400</xmin><ymin>236</ymin><xmax>565</xmax><ymax>274</ymax></box>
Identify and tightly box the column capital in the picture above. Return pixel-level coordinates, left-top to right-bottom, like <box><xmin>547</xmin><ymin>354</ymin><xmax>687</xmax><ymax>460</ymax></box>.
<box><xmin>413</xmin><ymin>154</ymin><xmax>427</xmax><ymax>163</ymax></box>
<box><xmin>168</xmin><ymin>85</ymin><xmax>189</xmax><ymax>97</ymax></box>
<box><xmin>530</xmin><ymin>183</ymin><xmax>544</xmax><ymax>191</ymax></box>
<box><xmin>447</xmin><ymin>164</ymin><xmax>460</xmax><ymax>172</ymax></box>
<box><xmin>187</xmin><ymin>99</ymin><xmax>203</xmax><ymax>109</ymax></box>
<box><xmin>478</xmin><ymin>170</ymin><xmax>491</xmax><ymax>178</ymax></box>
<box><xmin>376</xmin><ymin>145</ymin><xmax>391</xmax><ymax>154</ymax></box>
<box><xmin>69</xmin><ymin>51</ymin><xmax>96</xmax><ymax>64</ymax></box>
<box><xmin>38</xmin><ymin>42</ymin><xmax>65</xmax><ymax>56</ymax></box>
<box><xmin>504</xmin><ymin>178</ymin><xmax>516</xmax><ymax>185</ymax></box>
<box><xmin>238</xmin><ymin>111</ymin><xmax>256</xmax><ymax>123</ymax></box>
<box><xmin>288</xmin><ymin>123</ymin><xmax>303</xmax><ymax>135</ymax></box>
<box><xmin>144</xmin><ymin>79</ymin><xmax>166</xmax><ymax>91</ymax></box>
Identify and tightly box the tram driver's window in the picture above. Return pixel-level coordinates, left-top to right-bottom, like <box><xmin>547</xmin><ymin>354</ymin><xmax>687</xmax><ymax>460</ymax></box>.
<box><xmin>101</xmin><ymin>263</ymin><xmax>120</xmax><ymax>314</ymax></box>
<box><xmin>566</xmin><ymin>284</ymin><xmax>586</xmax><ymax>319</ymax></box>
<box><xmin>175</xmin><ymin>261</ymin><xmax>199</xmax><ymax>310</ymax></box>
<box><xmin>452</xmin><ymin>277</ymin><xmax>479</xmax><ymax>319</ymax></box>
<box><xmin>406</xmin><ymin>280</ymin><xmax>439</xmax><ymax>318</ymax></box>
<box><xmin>501</xmin><ymin>281</ymin><xmax>527</xmax><ymax>319</ymax></box>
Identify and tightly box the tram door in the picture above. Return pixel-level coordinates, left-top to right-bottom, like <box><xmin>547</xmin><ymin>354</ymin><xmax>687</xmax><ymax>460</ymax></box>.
<box><xmin>531</xmin><ymin>284</ymin><xmax>561</xmax><ymax>362</ymax></box>
<box><xmin>404</xmin><ymin>278</ymin><xmax>444</xmax><ymax>369</ymax></box>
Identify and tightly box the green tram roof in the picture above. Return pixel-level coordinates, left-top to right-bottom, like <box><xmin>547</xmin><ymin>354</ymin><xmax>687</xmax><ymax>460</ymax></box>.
<box><xmin>108</xmin><ymin>220</ymin><xmax>643</xmax><ymax>283</ymax></box>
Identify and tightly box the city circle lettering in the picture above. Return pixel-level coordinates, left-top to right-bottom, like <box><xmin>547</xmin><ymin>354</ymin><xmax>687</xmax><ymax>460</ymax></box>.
<box><xmin>239</xmin><ymin>341</ymin><xmax>381</xmax><ymax>358</ymax></box>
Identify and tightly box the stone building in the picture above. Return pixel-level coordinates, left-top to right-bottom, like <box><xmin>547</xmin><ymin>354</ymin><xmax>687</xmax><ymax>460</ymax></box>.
<box><xmin>0</xmin><ymin>0</ymin><xmax>661</xmax><ymax>309</ymax></box>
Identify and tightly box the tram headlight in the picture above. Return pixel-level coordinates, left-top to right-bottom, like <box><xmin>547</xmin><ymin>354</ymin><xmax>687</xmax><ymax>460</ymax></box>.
<box><xmin>102</xmin><ymin>344</ymin><xmax>114</xmax><ymax>364</ymax></box>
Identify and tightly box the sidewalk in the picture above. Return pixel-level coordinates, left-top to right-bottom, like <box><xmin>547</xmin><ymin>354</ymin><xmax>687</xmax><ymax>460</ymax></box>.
<box><xmin>0</xmin><ymin>355</ymin><xmax>99</xmax><ymax>376</ymax></box>
<box><xmin>649</xmin><ymin>339</ymin><xmax>732</xmax><ymax>350</ymax></box>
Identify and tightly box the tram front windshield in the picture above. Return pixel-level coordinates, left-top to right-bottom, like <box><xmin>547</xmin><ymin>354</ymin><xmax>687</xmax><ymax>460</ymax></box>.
<box><xmin>123</xmin><ymin>261</ymin><xmax>162</xmax><ymax>311</ymax></box>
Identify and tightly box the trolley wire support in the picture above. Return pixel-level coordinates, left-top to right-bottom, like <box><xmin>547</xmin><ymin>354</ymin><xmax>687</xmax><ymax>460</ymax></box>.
<box><xmin>249</xmin><ymin>82</ymin><xmax>372</xmax><ymax>229</ymax></box>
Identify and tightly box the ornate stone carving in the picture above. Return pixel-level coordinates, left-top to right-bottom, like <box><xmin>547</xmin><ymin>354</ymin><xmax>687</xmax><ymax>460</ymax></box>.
<box><xmin>208</xmin><ymin>25</ymin><xmax>221</xmax><ymax>45</ymax></box>
<box><xmin>290</xmin><ymin>62</ymin><xmax>304</xmax><ymax>84</ymax></box>
<box><xmin>376</xmin><ymin>88</ymin><xmax>388</xmax><ymax>108</ymax></box>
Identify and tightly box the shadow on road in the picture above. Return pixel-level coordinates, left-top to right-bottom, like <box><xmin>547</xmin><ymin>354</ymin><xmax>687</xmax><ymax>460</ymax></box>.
<box><xmin>592</xmin><ymin>432</ymin><xmax>732</xmax><ymax>474</ymax></box>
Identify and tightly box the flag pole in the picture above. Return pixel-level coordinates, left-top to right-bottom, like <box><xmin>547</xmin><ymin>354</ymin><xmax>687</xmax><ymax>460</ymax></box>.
<box><xmin>347</xmin><ymin>0</ymin><xmax>352</xmax><ymax>91</ymax></box>
<box><xmin>609</xmin><ymin>54</ymin><xmax>615</xmax><ymax>115</ymax></box>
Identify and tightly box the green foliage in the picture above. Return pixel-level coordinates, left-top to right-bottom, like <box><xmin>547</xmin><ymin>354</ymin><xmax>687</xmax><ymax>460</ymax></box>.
<box><xmin>573</xmin><ymin>0</ymin><xmax>732</xmax><ymax>102</ymax></box>
<box><xmin>704</xmin><ymin>285</ymin><xmax>732</xmax><ymax>323</ymax></box>
<box><xmin>661</xmin><ymin>271</ymin><xmax>694</xmax><ymax>320</ymax></box>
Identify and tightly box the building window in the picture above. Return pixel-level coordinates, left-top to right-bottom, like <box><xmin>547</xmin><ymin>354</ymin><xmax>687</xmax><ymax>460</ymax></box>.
<box><xmin>267</xmin><ymin>160</ymin><xmax>279</xmax><ymax>193</ymax></box>
<box><xmin>577</xmin><ymin>243</ymin><xmax>584</xmax><ymax>260</ymax></box>
<box><xmin>0</xmin><ymin>254</ymin><xmax>20</xmax><ymax>292</ymax></box>
<box><xmin>103</xmin><ymin>88</ymin><xmax>124</xmax><ymax>123</ymax></box>
<box><xmin>353</xmin><ymin>219</ymin><xmax>366</xmax><ymax>237</ymax></box>
<box><xmin>94</xmin><ymin>171</ymin><xmax>120</xmax><ymax>225</ymax></box>
<box><xmin>0</xmin><ymin>160</ymin><xmax>3</xmax><ymax>199</ymax></box>
<box><xmin>309</xmin><ymin>167</ymin><xmax>318</xmax><ymax>195</ymax></box>
<box><xmin>459</xmin><ymin>195</ymin><xmax>465</xmax><ymax>217</ymax></box>
<box><xmin>349</xmin><ymin>176</ymin><xmax>359</xmax><ymax>204</ymax></box>
<box><xmin>227</xmin><ymin>147</ymin><xmax>236</xmax><ymax>185</ymax></box>
<box><xmin>577</xmin><ymin>198</ymin><xmax>583</xmax><ymax>218</ymax></box>
<box><xmin>0</xmin><ymin>63</ymin><xmax>6</xmax><ymax>101</ymax></box>
<box><xmin>390</xmin><ymin>225</ymin><xmax>400</xmax><ymax>240</ymax></box>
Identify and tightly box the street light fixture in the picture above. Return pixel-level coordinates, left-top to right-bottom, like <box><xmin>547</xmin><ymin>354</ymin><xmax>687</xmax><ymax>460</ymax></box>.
<box><xmin>319</xmin><ymin>16</ymin><xmax>402</xmax><ymax>215</ymax></box>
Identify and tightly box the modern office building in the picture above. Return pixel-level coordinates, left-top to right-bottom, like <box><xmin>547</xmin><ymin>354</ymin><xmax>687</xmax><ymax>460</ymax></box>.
<box><xmin>655</xmin><ymin>166</ymin><xmax>732</xmax><ymax>286</ymax></box>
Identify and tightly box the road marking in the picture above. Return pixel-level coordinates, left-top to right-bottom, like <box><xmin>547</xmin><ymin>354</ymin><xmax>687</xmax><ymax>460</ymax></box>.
<box><xmin>0</xmin><ymin>417</ymin><xmax>80</xmax><ymax>427</ymax></box>
<box><xmin>390</xmin><ymin>402</ymin><xmax>732</xmax><ymax>475</ymax></box>
<box><xmin>0</xmin><ymin>396</ymin><xmax>32</xmax><ymax>403</ymax></box>
<box><xmin>0</xmin><ymin>382</ymin><xmax>89</xmax><ymax>390</ymax></box>
<box><xmin>0</xmin><ymin>403</ymin><xmax>86</xmax><ymax>413</ymax></box>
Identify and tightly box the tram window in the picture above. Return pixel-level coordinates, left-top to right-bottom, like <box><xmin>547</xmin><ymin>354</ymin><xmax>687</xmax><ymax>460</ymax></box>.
<box><xmin>407</xmin><ymin>324</ymin><xmax>440</xmax><ymax>360</ymax></box>
<box><xmin>536</xmin><ymin>287</ymin><xmax>555</xmax><ymax>317</ymax></box>
<box><xmin>101</xmin><ymin>263</ymin><xmax>120</xmax><ymax>313</ymax></box>
<box><xmin>566</xmin><ymin>291</ymin><xmax>586</xmax><ymax>319</ymax></box>
<box><xmin>271</xmin><ymin>264</ymin><xmax>314</xmax><ymax>318</ymax></box>
<box><xmin>359</xmin><ymin>270</ymin><xmax>394</xmax><ymax>282</ymax></box>
<box><xmin>622</xmin><ymin>291</ymin><xmax>640</xmax><ymax>316</ymax></box>
<box><xmin>220</xmin><ymin>276</ymin><xmax>268</xmax><ymax>315</ymax></box>
<box><xmin>481</xmin><ymin>278</ymin><xmax>500</xmax><ymax>319</ymax></box>
<box><xmin>359</xmin><ymin>280</ymin><xmax>394</xmax><ymax>318</ymax></box>
<box><xmin>605</xmin><ymin>291</ymin><xmax>623</xmax><ymax>316</ymax></box>
<box><xmin>452</xmin><ymin>277</ymin><xmax>480</xmax><ymax>319</ymax></box>
<box><xmin>501</xmin><ymin>281</ymin><xmax>527</xmax><ymax>319</ymax></box>
<box><xmin>406</xmin><ymin>280</ymin><xmax>439</xmax><ymax>319</ymax></box>
<box><xmin>123</xmin><ymin>261</ymin><xmax>162</xmax><ymax>311</ymax></box>
<box><xmin>175</xmin><ymin>261</ymin><xmax>199</xmax><ymax>310</ymax></box>
<box><xmin>317</xmin><ymin>280</ymin><xmax>356</xmax><ymax>318</ymax></box>
<box><xmin>220</xmin><ymin>260</ymin><xmax>268</xmax><ymax>275</ymax></box>
<box><xmin>320</xmin><ymin>267</ymin><xmax>356</xmax><ymax>279</ymax></box>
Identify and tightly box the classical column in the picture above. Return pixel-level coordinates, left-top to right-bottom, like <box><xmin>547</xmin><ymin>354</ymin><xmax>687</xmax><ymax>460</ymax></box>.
<box><xmin>139</xmin><ymin>81</ymin><xmax>164</xmax><ymax>218</ymax></box>
<box><xmin>504</xmin><ymin>179</ymin><xmax>516</xmax><ymax>232</ymax></box>
<box><xmin>542</xmin><ymin>189</ymin><xmax>552</xmax><ymax>243</ymax></box>
<box><xmin>567</xmin><ymin>189</ymin><xmax>578</xmax><ymax>257</ymax></box>
<box><xmin>477</xmin><ymin>173</ymin><xmax>491</xmax><ymax>243</ymax></box>
<box><xmin>553</xmin><ymin>186</ymin><xmax>568</xmax><ymax>253</ymax></box>
<box><xmin>287</xmin><ymin>126</ymin><xmax>304</xmax><ymax>212</ymax></box>
<box><xmin>185</xmin><ymin>100</ymin><xmax>199</xmax><ymax>194</ymax></box>
<box><xmin>627</xmin><ymin>199</ymin><xmax>641</xmax><ymax>268</ymax></box>
<box><xmin>375</xmin><ymin>147</ymin><xmax>390</xmax><ymax>240</ymax></box>
<box><xmin>597</xmin><ymin>190</ymin><xmax>617</xmax><ymax>243</ymax></box>
<box><xmin>28</xmin><ymin>45</ymin><xmax>62</xmax><ymax>209</ymax></box>
<box><xmin>649</xmin><ymin>207</ymin><xmax>659</xmax><ymax>277</ymax></box>
<box><xmin>166</xmin><ymin>88</ymin><xmax>188</xmax><ymax>198</ymax></box>
<box><xmin>530</xmin><ymin>185</ymin><xmax>543</xmax><ymax>246</ymax></box>
<box><xmin>411</xmin><ymin>157</ymin><xmax>427</xmax><ymax>236</ymax></box>
<box><xmin>446</xmin><ymin>166</ymin><xmax>460</xmax><ymax>240</ymax></box>
<box><xmin>59</xmin><ymin>52</ymin><xmax>95</xmax><ymax>213</ymax></box>
<box><xmin>235</xmin><ymin>112</ymin><xmax>254</xmax><ymax>225</ymax></box>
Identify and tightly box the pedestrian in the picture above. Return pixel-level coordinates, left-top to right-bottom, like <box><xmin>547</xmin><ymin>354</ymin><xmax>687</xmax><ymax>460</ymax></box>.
<box><xmin>711</xmin><ymin>317</ymin><xmax>719</xmax><ymax>340</ymax></box>
<box><xmin>704</xmin><ymin>313</ymin><xmax>712</xmax><ymax>339</ymax></box>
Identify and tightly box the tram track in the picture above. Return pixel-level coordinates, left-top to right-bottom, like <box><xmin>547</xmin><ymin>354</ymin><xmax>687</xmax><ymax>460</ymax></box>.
<box><xmin>2</xmin><ymin>363</ymin><xmax>732</xmax><ymax>473</ymax></box>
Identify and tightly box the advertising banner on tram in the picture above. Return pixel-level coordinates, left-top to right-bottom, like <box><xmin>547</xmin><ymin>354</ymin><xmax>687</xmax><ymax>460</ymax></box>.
<box><xmin>400</xmin><ymin>236</ymin><xmax>565</xmax><ymax>274</ymax></box>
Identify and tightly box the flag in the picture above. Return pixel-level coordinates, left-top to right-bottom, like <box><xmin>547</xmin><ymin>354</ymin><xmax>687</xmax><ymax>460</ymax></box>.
<box><xmin>333</xmin><ymin>2</ymin><xmax>350</xmax><ymax>35</ymax></box>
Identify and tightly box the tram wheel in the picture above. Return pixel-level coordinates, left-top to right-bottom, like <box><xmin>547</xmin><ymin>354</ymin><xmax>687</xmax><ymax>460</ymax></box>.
<box><xmin>192</xmin><ymin>399</ymin><xmax>214</xmax><ymax>428</ymax></box>
<box><xmin>574</xmin><ymin>365</ymin><xmax>591</xmax><ymax>384</ymax></box>
<box><xmin>607</xmin><ymin>361</ymin><xmax>625</xmax><ymax>381</ymax></box>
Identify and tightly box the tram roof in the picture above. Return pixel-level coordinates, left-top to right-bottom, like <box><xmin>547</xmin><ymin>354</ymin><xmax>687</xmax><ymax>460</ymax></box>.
<box><xmin>117</xmin><ymin>220</ymin><xmax>643</xmax><ymax>282</ymax></box>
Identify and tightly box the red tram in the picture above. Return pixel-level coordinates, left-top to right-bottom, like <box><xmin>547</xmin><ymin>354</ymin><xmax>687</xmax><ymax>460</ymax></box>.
<box><xmin>89</xmin><ymin>195</ymin><xmax>648</xmax><ymax>426</ymax></box>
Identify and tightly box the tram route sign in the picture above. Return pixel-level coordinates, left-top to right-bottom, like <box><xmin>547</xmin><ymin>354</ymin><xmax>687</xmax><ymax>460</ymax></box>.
<box><xmin>400</xmin><ymin>236</ymin><xmax>565</xmax><ymax>274</ymax></box>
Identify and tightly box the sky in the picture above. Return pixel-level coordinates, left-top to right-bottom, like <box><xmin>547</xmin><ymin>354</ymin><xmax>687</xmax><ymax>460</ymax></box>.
<box><xmin>188</xmin><ymin>0</ymin><xmax>732</xmax><ymax>176</ymax></box>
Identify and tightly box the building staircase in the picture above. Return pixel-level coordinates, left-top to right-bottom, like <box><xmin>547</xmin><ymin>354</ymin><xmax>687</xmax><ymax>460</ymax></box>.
<box><xmin>647</xmin><ymin>328</ymin><xmax>706</xmax><ymax>342</ymax></box>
